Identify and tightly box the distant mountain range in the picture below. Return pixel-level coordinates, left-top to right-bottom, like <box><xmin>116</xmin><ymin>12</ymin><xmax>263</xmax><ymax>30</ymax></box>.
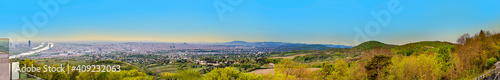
<box><xmin>221</xmin><ymin>41</ymin><xmax>352</xmax><ymax>51</ymax></box>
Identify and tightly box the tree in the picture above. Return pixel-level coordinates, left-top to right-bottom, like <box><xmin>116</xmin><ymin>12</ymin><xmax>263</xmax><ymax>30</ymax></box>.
<box><xmin>82</xmin><ymin>69</ymin><xmax>152</xmax><ymax>80</ymax></box>
<box><xmin>486</xmin><ymin>57</ymin><xmax>497</xmax><ymax>68</ymax></box>
<box><xmin>161</xmin><ymin>69</ymin><xmax>202</xmax><ymax>80</ymax></box>
<box><xmin>479</xmin><ymin>30</ymin><xmax>486</xmax><ymax>41</ymax></box>
<box><xmin>326</xmin><ymin>59</ymin><xmax>348</xmax><ymax>79</ymax></box>
<box><xmin>320</xmin><ymin>59</ymin><xmax>369</xmax><ymax>80</ymax></box>
<box><xmin>444</xmin><ymin>54</ymin><xmax>464</xmax><ymax>80</ymax></box>
<box><xmin>384</xmin><ymin>54</ymin><xmax>442</xmax><ymax>80</ymax></box>
<box><xmin>262</xmin><ymin>71</ymin><xmax>296</xmax><ymax>80</ymax></box>
<box><xmin>177</xmin><ymin>69</ymin><xmax>202</xmax><ymax>80</ymax></box>
<box><xmin>457</xmin><ymin>33</ymin><xmax>469</xmax><ymax>45</ymax></box>
<box><xmin>237</xmin><ymin>73</ymin><xmax>263</xmax><ymax>80</ymax></box>
<box><xmin>254</xmin><ymin>57</ymin><xmax>267</xmax><ymax>65</ymax></box>
<box><xmin>274</xmin><ymin>59</ymin><xmax>311</xmax><ymax>79</ymax></box>
<box><xmin>343</xmin><ymin>61</ymin><xmax>368</xmax><ymax>80</ymax></box>
<box><xmin>365</xmin><ymin>55</ymin><xmax>392</xmax><ymax>80</ymax></box>
<box><xmin>204</xmin><ymin>67</ymin><xmax>241</xmax><ymax>80</ymax></box>
<box><xmin>319</xmin><ymin>62</ymin><xmax>334</xmax><ymax>78</ymax></box>
<box><xmin>437</xmin><ymin>46</ymin><xmax>453</xmax><ymax>72</ymax></box>
<box><xmin>69</xmin><ymin>70</ymin><xmax>79</xmax><ymax>80</ymax></box>
<box><xmin>160</xmin><ymin>72</ymin><xmax>177</xmax><ymax>80</ymax></box>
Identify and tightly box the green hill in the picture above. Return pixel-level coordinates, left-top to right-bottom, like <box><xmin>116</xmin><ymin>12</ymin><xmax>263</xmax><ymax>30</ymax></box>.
<box><xmin>392</xmin><ymin>41</ymin><xmax>455</xmax><ymax>56</ymax></box>
<box><xmin>351</xmin><ymin>41</ymin><xmax>397</xmax><ymax>51</ymax></box>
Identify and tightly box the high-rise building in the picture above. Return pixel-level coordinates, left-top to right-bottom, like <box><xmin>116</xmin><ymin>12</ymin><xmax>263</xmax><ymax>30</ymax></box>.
<box><xmin>28</xmin><ymin>40</ymin><xmax>31</xmax><ymax>47</ymax></box>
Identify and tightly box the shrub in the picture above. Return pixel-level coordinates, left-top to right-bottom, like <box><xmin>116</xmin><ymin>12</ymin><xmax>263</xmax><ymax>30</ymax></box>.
<box><xmin>486</xmin><ymin>57</ymin><xmax>497</xmax><ymax>68</ymax></box>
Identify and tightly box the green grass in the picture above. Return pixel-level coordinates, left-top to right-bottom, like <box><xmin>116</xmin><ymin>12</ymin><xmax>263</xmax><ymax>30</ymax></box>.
<box><xmin>270</xmin><ymin>53</ymin><xmax>298</xmax><ymax>57</ymax></box>
<box><xmin>284</xmin><ymin>53</ymin><xmax>298</xmax><ymax>56</ymax></box>
<box><xmin>148</xmin><ymin>64</ymin><xmax>179</xmax><ymax>74</ymax></box>
<box><xmin>192</xmin><ymin>68</ymin><xmax>204</xmax><ymax>71</ymax></box>
<box><xmin>147</xmin><ymin>64</ymin><xmax>162</xmax><ymax>68</ymax></box>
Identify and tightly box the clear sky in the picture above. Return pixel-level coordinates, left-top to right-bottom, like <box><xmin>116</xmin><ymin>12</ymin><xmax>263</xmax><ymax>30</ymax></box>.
<box><xmin>1</xmin><ymin>0</ymin><xmax>500</xmax><ymax>46</ymax></box>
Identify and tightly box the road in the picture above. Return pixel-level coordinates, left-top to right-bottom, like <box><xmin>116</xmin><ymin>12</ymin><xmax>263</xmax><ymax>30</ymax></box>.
<box><xmin>9</xmin><ymin>43</ymin><xmax>54</xmax><ymax>59</ymax></box>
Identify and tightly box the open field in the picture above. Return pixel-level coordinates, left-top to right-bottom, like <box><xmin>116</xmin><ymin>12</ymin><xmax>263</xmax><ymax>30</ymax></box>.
<box><xmin>148</xmin><ymin>64</ymin><xmax>179</xmax><ymax>74</ymax></box>
<box><xmin>250</xmin><ymin>68</ymin><xmax>321</xmax><ymax>75</ymax></box>
<box><xmin>270</xmin><ymin>53</ymin><xmax>297</xmax><ymax>57</ymax></box>
<box><xmin>270</xmin><ymin>53</ymin><xmax>308</xmax><ymax>59</ymax></box>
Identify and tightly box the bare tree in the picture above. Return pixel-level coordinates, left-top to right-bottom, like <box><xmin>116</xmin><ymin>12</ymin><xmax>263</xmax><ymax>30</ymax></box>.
<box><xmin>457</xmin><ymin>33</ymin><xmax>469</xmax><ymax>45</ymax></box>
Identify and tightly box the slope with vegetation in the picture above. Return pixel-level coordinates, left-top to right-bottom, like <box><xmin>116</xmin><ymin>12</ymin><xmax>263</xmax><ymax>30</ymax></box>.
<box><xmin>351</xmin><ymin>41</ymin><xmax>397</xmax><ymax>51</ymax></box>
<box><xmin>392</xmin><ymin>41</ymin><xmax>455</xmax><ymax>56</ymax></box>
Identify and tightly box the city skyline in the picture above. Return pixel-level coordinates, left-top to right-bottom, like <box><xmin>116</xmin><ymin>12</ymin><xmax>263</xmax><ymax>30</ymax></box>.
<box><xmin>1</xmin><ymin>0</ymin><xmax>500</xmax><ymax>46</ymax></box>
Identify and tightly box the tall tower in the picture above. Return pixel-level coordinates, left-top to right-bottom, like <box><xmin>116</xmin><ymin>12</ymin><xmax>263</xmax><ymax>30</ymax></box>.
<box><xmin>28</xmin><ymin>40</ymin><xmax>31</xmax><ymax>47</ymax></box>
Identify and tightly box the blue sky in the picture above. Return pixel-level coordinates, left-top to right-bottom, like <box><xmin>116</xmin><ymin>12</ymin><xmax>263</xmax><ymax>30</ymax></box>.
<box><xmin>1</xmin><ymin>0</ymin><xmax>500</xmax><ymax>46</ymax></box>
